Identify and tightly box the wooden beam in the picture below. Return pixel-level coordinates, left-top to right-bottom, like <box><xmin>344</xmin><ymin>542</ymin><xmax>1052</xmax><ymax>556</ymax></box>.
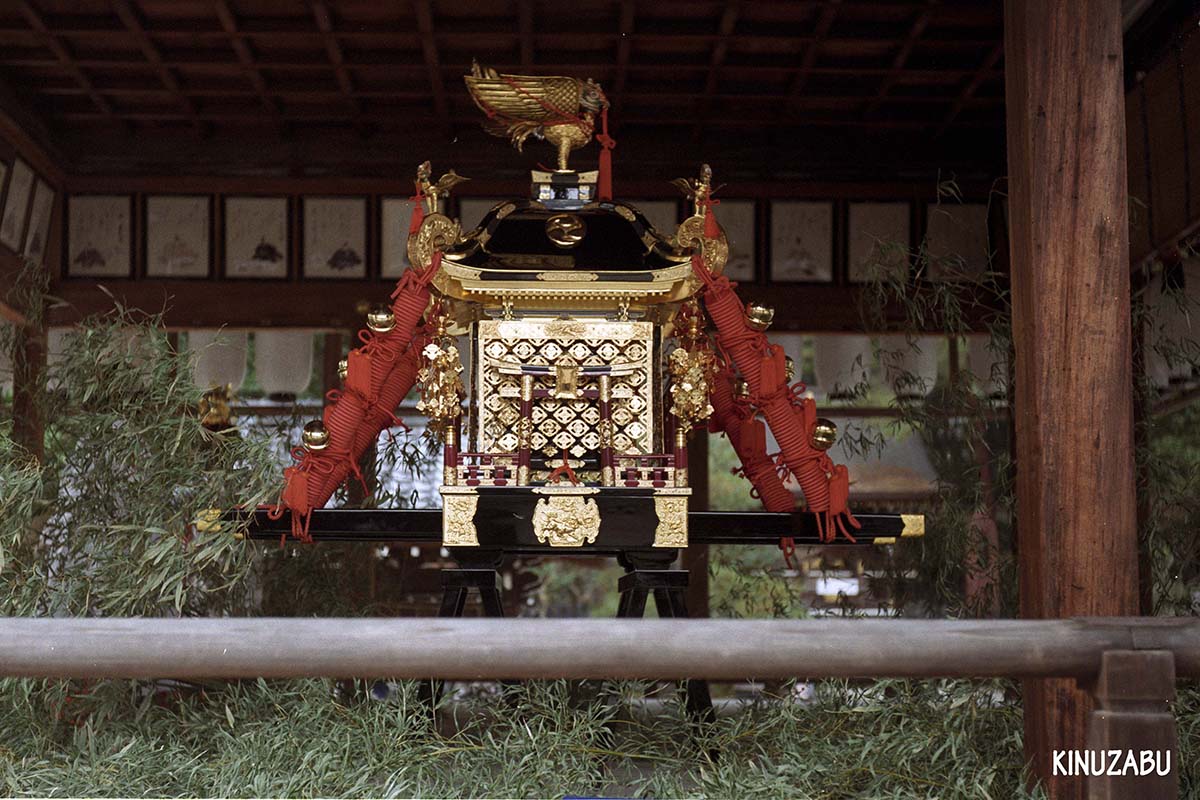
<box><xmin>1005</xmin><ymin>1</ymin><xmax>1138</xmax><ymax>797</ymax></box>
<box><xmin>110</xmin><ymin>0</ymin><xmax>203</xmax><ymax>134</ymax></box>
<box><xmin>0</xmin><ymin>72</ymin><xmax>70</xmax><ymax>181</ymax></box>
<box><xmin>1</xmin><ymin>616</ymin><xmax>1198</xmax><ymax>680</ymax></box>
<box><xmin>786</xmin><ymin>0</ymin><xmax>841</xmax><ymax>105</ymax></box>
<box><xmin>14</xmin><ymin>0</ymin><xmax>117</xmax><ymax>123</ymax></box>
<box><xmin>0</xmin><ymin>27</ymin><xmax>998</xmax><ymax>49</ymax></box>
<box><xmin>0</xmin><ymin>56</ymin><xmax>997</xmax><ymax>83</ymax></box>
<box><xmin>307</xmin><ymin>0</ymin><xmax>362</xmax><ymax>120</ymax></box>
<box><xmin>50</xmin><ymin>109</ymin><xmax>1000</xmax><ymax>131</ymax></box>
<box><xmin>691</xmin><ymin>0</ymin><xmax>740</xmax><ymax>140</ymax></box>
<box><xmin>1085</xmin><ymin>650</ymin><xmax>1180</xmax><ymax>798</ymax></box>
<box><xmin>935</xmin><ymin>42</ymin><xmax>1004</xmax><ymax>137</ymax></box>
<box><xmin>610</xmin><ymin>0</ymin><xmax>636</xmax><ymax>117</ymax></box>
<box><xmin>411</xmin><ymin>0</ymin><xmax>451</xmax><ymax>134</ymax></box>
<box><xmin>212</xmin><ymin>0</ymin><xmax>283</xmax><ymax>127</ymax></box>
<box><xmin>47</xmin><ymin>277</ymin><xmax>1000</xmax><ymax>333</ymax></box>
<box><xmin>518</xmin><ymin>0</ymin><xmax>534</xmax><ymax>68</ymax></box>
<box><xmin>861</xmin><ymin>0</ymin><xmax>937</xmax><ymax>119</ymax></box>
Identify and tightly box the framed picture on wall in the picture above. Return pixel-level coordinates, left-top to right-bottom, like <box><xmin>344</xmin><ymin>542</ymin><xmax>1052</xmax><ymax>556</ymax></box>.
<box><xmin>717</xmin><ymin>199</ymin><xmax>756</xmax><ymax>282</ymax></box>
<box><xmin>0</xmin><ymin>159</ymin><xmax>34</xmax><ymax>252</ymax></box>
<box><xmin>224</xmin><ymin>196</ymin><xmax>288</xmax><ymax>279</ymax></box>
<box><xmin>22</xmin><ymin>180</ymin><xmax>55</xmax><ymax>266</ymax></box>
<box><xmin>146</xmin><ymin>195</ymin><xmax>211</xmax><ymax>278</ymax></box>
<box><xmin>924</xmin><ymin>202</ymin><xmax>990</xmax><ymax>279</ymax></box>
<box><xmin>847</xmin><ymin>202</ymin><xmax>910</xmax><ymax>283</ymax></box>
<box><xmin>770</xmin><ymin>201</ymin><xmax>833</xmax><ymax>282</ymax></box>
<box><xmin>302</xmin><ymin>196</ymin><xmax>367</xmax><ymax>279</ymax></box>
<box><xmin>66</xmin><ymin>195</ymin><xmax>133</xmax><ymax>278</ymax></box>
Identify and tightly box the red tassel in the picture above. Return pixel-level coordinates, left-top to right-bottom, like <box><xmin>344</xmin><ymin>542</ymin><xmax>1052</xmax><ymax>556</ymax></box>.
<box><xmin>703</xmin><ymin>189</ymin><xmax>721</xmax><ymax>239</ymax></box>
<box><xmin>596</xmin><ymin>107</ymin><xmax>616</xmax><ymax>201</ymax></box>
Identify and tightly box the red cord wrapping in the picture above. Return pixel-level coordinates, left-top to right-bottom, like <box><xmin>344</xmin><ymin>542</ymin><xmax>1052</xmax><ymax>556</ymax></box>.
<box><xmin>692</xmin><ymin>254</ymin><xmax>860</xmax><ymax>544</ymax></box>
<box><xmin>708</xmin><ymin>367</ymin><xmax>793</xmax><ymax>512</ymax></box>
<box><xmin>272</xmin><ymin>253</ymin><xmax>443</xmax><ymax>542</ymax></box>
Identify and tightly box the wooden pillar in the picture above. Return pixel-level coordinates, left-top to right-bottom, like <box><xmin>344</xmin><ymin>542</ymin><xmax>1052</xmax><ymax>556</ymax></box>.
<box><xmin>1005</xmin><ymin>1</ymin><xmax>1139</xmax><ymax>796</ymax></box>
<box><xmin>1084</xmin><ymin>650</ymin><xmax>1178</xmax><ymax>799</ymax></box>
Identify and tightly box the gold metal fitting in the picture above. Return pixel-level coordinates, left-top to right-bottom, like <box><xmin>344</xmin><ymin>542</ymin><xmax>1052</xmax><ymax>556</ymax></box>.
<box><xmin>810</xmin><ymin>418</ymin><xmax>837</xmax><ymax>451</ymax></box>
<box><xmin>337</xmin><ymin>358</ymin><xmax>348</xmax><ymax>382</ymax></box>
<box><xmin>784</xmin><ymin>355</ymin><xmax>796</xmax><ymax>383</ymax></box>
<box><xmin>366</xmin><ymin>304</ymin><xmax>396</xmax><ymax>333</ymax></box>
<box><xmin>733</xmin><ymin>378</ymin><xmax>751</xmax><ymax>399</ymax></box>
<box><xmin>302</xmin><ymin>419</ymin><xmax>330</xmax><ymax>451</ymax></box>
<box><xmin>745</xmin><ymin>302</ymin><xmax>775</xmax><ymax>332</ymax></box>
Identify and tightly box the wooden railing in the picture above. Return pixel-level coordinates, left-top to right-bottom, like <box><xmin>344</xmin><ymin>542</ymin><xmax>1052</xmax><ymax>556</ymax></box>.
<box><xmin>1</xmin><ymin>616</ymin><xmax>1196</xmax><ymax>797</ymax></box>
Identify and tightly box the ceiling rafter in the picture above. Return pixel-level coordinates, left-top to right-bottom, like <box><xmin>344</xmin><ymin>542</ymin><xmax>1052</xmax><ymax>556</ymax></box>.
<box><xmin>787</xmin><ymin>0</ymin><xmax>842</xmax><ymax>105</ymax></box>
<box><xmin>935</xmin><ymin>42</ymin><xmax>1004</xmax><ymax>137</ymax></box>
<box><xmin>411</xmin><ymin>0</ymin><xmax>451</xmax><ymax>134</ymax></box>
<box><xmin>692</xmin><ymin>0</ymin><xmax>740</xmax><ymax>140</ymax></box>
<box><xmin>54</xmin><ymin>109</ymin><xmax>1000</xmax><ymax>130</ymax></box>
<box><xmin>32</xmin><ymin>85</ymin><xmax>1002</xmax><ymax>107</ymax></box>
<box><xmin>0</xmin><ymin>26</ymin><xmax>999</xmax><ymax>48</ymax></box>
<box><xmin>15</xmin><ymin>0</ymin><xmax>117</xmax><ymax>122</ymax></box>
<box><xmin>518</xmin><ymin>0</ymin><xmax>534</xmax><ymax>68</ymax></box>
<box><xmin>0</xmin><ymin>57</ymin><xmax>995</xmax><ymax>83</ymax></box>
<box><xmin>307</xmin><ymin>0</ymin><xmax>361</xmax><ymax>119</ymax></box>
<box><xmin>110</xmin><ymin>0</ymin><xmax>203</xmax><ymax>134</ymax></box>
<box><xmin>0</xmin><ymin>1</ymin><xmax>1007</xmax><ymax>175</ymax></box>
<box><xmin>610</xmin><ymin>0</ymin><xmax>636</xmax><ymax>118</ymax></box>
<box><xmin>862</xmin><ymin>0</ymin><xmax>938</xmax><ymax>119</ymax></box>
<box><xmin>213</xmin><ymin>0</ymin><xmax>283</xmax><ymax>127</ymax></box>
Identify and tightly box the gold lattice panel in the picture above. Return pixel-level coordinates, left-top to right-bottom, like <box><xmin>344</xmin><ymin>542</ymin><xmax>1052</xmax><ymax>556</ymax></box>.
<box><xmin>475</xmin><ymin>318</ymin><xmax>655</xmax><ymax>459</ymax></box>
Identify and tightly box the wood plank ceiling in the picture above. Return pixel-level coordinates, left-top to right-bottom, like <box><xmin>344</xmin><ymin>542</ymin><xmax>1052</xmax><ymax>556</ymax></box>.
<box><xmin>0</xmin><ymin>0</ymin><xmax>1008</xmax><ymax>180</ymax></box>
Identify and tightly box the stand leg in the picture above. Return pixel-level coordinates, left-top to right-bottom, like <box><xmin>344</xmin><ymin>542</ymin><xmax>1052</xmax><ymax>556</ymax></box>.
<box><xmin>616</xmin><ymin>566</ymin><xmax>716</xmax><ymax>728</ymax></box>
<box><xmin>424</xmin><ymin>567</ymin><xmax>505</xmax><ymax>711</ymax></box>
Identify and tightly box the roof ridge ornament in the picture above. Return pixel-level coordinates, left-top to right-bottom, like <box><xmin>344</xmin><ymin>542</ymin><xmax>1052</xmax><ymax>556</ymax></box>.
<box><xmin>464</xmin><ymin>61</ymin><xmax>610</xmax><ymax>173</ymax></box>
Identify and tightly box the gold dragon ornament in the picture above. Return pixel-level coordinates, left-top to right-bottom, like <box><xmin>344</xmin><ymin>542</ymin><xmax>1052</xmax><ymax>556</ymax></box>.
<box><xmin>464</xmin><ymin>61</ymin><xmax>609</xmax><ymax>171</ymax></box>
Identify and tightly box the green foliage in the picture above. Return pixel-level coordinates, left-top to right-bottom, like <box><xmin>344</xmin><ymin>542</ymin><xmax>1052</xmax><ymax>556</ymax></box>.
<box><xmin>0</xmin><ymin>308</ymin><xmax>280</xmax><ymax>617</ymax></box>
<box><xmin>0</xmin><ymin>677</ymin><xmax>1041</xmax><ymax>799</ymax></box>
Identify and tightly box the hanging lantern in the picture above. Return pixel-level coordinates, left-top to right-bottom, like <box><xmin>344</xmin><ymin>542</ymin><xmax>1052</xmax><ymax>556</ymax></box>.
<box><xmin>966</xmin><ymin>336</ymin><xmax>1008</xmax><ymax>401</ymax></box>
<box><xmin>188</xmin><ymin>330</ymin><xmax>248</xmax><ymax>391</ymax></box>
<box><xmin>254</xmin><ymin>331</ymin><xmax>314</xmax><ymax>401</ymax></box>
<box><xmin>812</xmin><ymin>334</ymin><xmax>871</xmax><ymax>400</ymax></box>
<box><xmin>881</xmin><ymin>334</ymin><xmax>939</xmax><ymax>401</ymax></box>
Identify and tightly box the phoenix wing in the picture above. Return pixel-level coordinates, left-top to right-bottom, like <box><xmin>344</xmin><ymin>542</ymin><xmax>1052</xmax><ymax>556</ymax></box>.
<box><xmin>464</xmin><ymin>72</ymin><xmax>584</xmax><ymax>129</ymax></box>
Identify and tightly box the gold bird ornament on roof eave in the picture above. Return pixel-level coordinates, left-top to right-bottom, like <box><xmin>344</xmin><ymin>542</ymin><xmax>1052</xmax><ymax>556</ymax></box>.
<box><xmin>464</xmin><ymin>61</ymin><xmax>609</xmax><ymax>172</ymax></box>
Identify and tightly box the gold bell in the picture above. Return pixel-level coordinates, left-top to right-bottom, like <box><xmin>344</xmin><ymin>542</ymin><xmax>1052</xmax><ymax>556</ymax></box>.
<box><xmin>810</xmin><ymin>418</ymin><xmax>837</xmax><ymax>451</ymax></box>
<box><xmin>302</xmin><ymin>420</ymin><xmax>330</xmax><ymax>451</ymax></box>
<box><xmin>784</xmin><ymin>355</ymin><xmax>796</xmax><ymax>383</ymax></box>
<box><xmin>366</xmin><ymin>304</ymin><xmax>395</xmax><ymax>333</ymax></box>
<box><xmin>733</xmin><ymin>378</ymin><xmax>751</xmax><ymax>399</ymax></box>
<box><xmin>337</xmin><ymin>358</ymin><xmax>348</xmax><ymax>382</ymax></box>
<box><xmin>745</xmin><ymin>302</ymin><xmax>775</xmax><ymax>332</ymax></box>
